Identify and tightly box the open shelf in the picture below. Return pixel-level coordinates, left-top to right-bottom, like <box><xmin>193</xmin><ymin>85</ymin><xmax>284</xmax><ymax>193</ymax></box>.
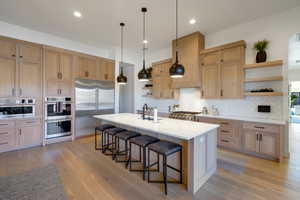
<box><xmin>244</xmin><ymin>60</ymin><xmax>283</xmax><ymax>69</ymax></box>
<box><xmin>244</xmin><ymin>92</ymin><xmax>283</xmax><ymax>96</ymax></box>
<box><xmin>244</xmin><ymin>76</ymin><xmax>283</xmax><ymax>82</ymax></box>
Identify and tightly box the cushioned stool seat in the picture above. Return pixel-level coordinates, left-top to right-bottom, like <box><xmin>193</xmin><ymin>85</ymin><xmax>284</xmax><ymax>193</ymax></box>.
<box><xmin>130</xmin><ymin>135</ymin><xmax>160</xmax><ymax>147</ymax></box>
<box><xmin>148</xmin><ymin>141</ymin><xmax>182</xmax><ymax>156</ymax></box>
<box><xmin>106</xmin><ymin>127</ymin><xmax>126</xmax><ymax>136</ymax></box>
<box><xmin>116</xmin><ymin>131</ymin><xmax>141</xmax><ymax>141</ymax></box>
<box><xmin>95</xmin><ymin>124</ymin><xmax>115</xmax><ymax>131</ymax></box>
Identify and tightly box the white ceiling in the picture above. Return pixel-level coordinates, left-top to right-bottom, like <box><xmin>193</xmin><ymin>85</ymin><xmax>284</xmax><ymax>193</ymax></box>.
<box><xmin>0</xmin><ymin>0</ymin><xmax>299</xmax><ymax>52</ymax></box>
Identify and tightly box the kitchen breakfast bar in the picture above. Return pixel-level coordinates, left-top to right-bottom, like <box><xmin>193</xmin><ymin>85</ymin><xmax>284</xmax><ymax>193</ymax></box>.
<box><xmin>94</xmin><ymin>113</ymin><xmax>219</xmax><ymax>194</ymax></box>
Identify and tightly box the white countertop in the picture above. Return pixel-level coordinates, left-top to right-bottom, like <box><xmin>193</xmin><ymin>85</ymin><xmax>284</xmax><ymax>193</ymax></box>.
<box><xmin>94</xmin><ymin>113</ymin><xmax>219</xmax><ymax>140</ymax></box>
<box><xmin>196</xmin><ymin>114</ymin><xmax>286</xmax><ymax>125</ymax></box>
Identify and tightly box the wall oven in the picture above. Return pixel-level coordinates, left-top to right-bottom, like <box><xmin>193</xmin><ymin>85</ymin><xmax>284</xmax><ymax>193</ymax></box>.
<box><xmin>45</xmin><ymin>97</ymin><xmax>72</xmax><ymax>120</ymax></box>
<box><xmin>45</xmin><ymin>118</ymin><xmax>72</xmax><ymax>139</ymax></box>
<box><xmin>45</xmin><ymin>97</ymin><xmax>72</xmax><ymax>139</ymax></box>
<box><xmin>0</xmin><ymin>98</ymin><xmax>35</xmax><ymax>119</ymax></box>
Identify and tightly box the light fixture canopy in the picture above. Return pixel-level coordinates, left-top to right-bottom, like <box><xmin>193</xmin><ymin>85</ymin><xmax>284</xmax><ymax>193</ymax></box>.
<box><xmin>170</xmin><ymin>0</ymin><xmax>185</xmax><ymax>78</ymax></box>
<box><xmin>117</xmin><ymin>22</ymin><xmax>128</xmax><ymax>85</ymax></box>
<box><xmin>138</xmin><ymin>7</ymin><xmax>151</xmax><ymax>82</ymax></box>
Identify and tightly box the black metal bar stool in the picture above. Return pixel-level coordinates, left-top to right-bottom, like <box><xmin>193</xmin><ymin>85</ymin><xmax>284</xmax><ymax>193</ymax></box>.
<box><xmin>113</xmin><ymin>131</ymin><xmax>141</xmax><ymax>162</ymax></box>
<box><xmin>94</xmin><ymin>124</ymin><xmax>115</xmax><ymax>151</ymax></box>
<box><xmin>147</xmin><ymin>141</ymin><xmax>183</xmax><ymax>195</ymax></box>
<box><xmin>128</xmin><ymin>135</ymin><xmax>160</xmax><ymax>180</ymax></box>
<box><xmin>103</xmin><ymin>127</ymin><xmax>127</xmax><ymax>157</ymax></box>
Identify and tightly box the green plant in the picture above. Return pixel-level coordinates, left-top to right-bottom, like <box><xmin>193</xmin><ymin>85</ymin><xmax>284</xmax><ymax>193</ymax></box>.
<box><xmin>291</xmin><ymin>94</ymin><xmax>297</xmax><ymax>106</ymax></box>
<box><xmin>254</xmin><ymin>40</ymin><xmax>269</xmax><ymax>52</ymax></box>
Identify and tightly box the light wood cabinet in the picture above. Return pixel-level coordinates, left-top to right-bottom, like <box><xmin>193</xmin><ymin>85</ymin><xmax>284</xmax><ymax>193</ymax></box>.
<box><xmin>97</xmin><ymin>58</ymin><xmax>115</xmax><ymax>81</ymax></box>
<box><xmin>259</xmin><ymin>132</ymin><xmax>277</xmax><ymax>157</ymax></box>
<box><xmin>200</xmin><ymin>41</ymin><xmax>245</xmax><ymax>99</ymax></box>
<box><xmin>19</xmin><ymin>62</ymin><xmax>41</xmax><ymax>97</ymax></box>
<box><xmin>45</xmin><ymin>49</ymin><xmax>73</xmax><ymax>97</ymax></box>
<box><xmin>243</xmin><ymin>130</ymin><xmax>259</xmax><ymax>153</ymax></box>
<box><xmin>0</xmin><ymin>57</ymin><xmax>16</xmax><ymax>97</ymax></box>
<box><xmin>172</xmin><ymin>32</ymin><xmax>204</xmax><ymax>88</ymax></box>
<box><xmin>0</xmin><ymin>37</ymin><xmax>42</xmax><ymax>98</ymax></box>
<box><xmin>0</xmin><ymin>128</ymin><xmax>16</xmax><ymax>152</ymax></box>
<box><xmin>18</xmin><ymin>125</ymin><xmax>42</xmax><ymax>147</ymax></box>
<box><xmin>76</xmin><ymin>56</ymin><xmax>97</xmax><ymax>80</ymax></box>
<box><xmin>152</xmin><ymin>59</ymin><xmax>177</xmax><ymax>99</ymax></box>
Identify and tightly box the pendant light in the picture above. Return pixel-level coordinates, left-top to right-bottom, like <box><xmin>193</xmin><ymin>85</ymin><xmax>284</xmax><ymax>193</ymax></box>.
<box><xmin>169</xmin><ymin>0</ymin><xmax>185</xmax><ymax>78</ymax></box>
<box><xmin>117</xmin><ymin>22</ymin><xmax>127</xmax><ymax>85</ymax></box>
<box><xmin>138</xmin><ymin>7</ymin><xmax>150</xmax><ymax>82</ymax></box>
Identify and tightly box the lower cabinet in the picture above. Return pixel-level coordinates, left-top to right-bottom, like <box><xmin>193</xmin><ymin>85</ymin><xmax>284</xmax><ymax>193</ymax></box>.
<box><xmin>0</xmin><ymin>118</ymin><xmax>42</xmax><ymax>153</ymax></box>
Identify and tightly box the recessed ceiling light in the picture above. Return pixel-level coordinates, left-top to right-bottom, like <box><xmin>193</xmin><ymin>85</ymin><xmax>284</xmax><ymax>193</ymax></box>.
<box><xmin>189</xmin><ymin>18</ymin><xmax>196</xmax><ymax>25</ymax></box>
<box><xmin>73</xmin><ymin>11</ymin><xmax>82</xmax><ymax>18</ymax></box>
<box><xmin>143</xmin><ymin>40</ymin><xmax>148</xmax><ymax>44</ymax></box>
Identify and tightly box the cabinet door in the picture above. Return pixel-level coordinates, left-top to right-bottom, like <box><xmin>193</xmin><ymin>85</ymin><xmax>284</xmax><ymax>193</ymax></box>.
<box><xmin>59</xmin><ymin>81</ymin><xmax>72</xmax><ymax>96</ymax></box>
<box><xmin>220</xmin><ymin>46</ymin><xmax>243</xmax><ymax>98</ymax></box>
<box><xmin>0</xmin><ymin>129</ymin><xmax>16</xmax><ymax>152</ymax></box>
<box><xmin>19</xmin><ymin>62</ymin><xmax>41</xmax><ymax>97</ymax></box>
<box><xmin>45</xmin><ymin>50</ymin><xmax>60</xmax><ymax>81</ymax></box>
<box><xmin>105</xmin><ymin>60</ymin><xmax>115</xmax><ymax>81</ymax></box>
<box><xmin>77</xmin><ymin>57</ymin><xmax>97</xmax><ymax>80</ymax></box>
<box><xmin>201</xmin><ymin>51</ymin><xmax>220</xmax><ymax>99</ymax></box>
<box><xmin>19</xmin><ymin>125</ymin><xmax>42</xmax><ymax>147</ymax></box>
<box><xmin>152</xmin><ymin>65</ymin><xmax>162</xmax><ymax>98</ymax></box>
<box><xmin>60</xmin><ymin>53</ymin><xmax>73</xmax><ymax>81</ymax></box>
<box><xmin>46</xmin><ymin>80</ymin><xmax>60</xmax><ymax>96</ymax></box>
<box><xmin>260</xmin><ymin>132</ymin><xmax>277</xmax><ymax>157</ymax></box>
<box><xmin>19</xmin><ymin>44</ymin><xmax>41</xmax><ymax>64</ymax></box>
<box><xmin>243</xmin><ymin>130</ymin><xmax>259</xmax><ymax>153</ymax></box>
<box><xmin>0</xmin><ymin>39</ymin><xmax>16</xmax><ymax>59</ymax></box>
<box><xmin>0</xmin><ymin>57</ymin><xmax>16</xmax><ymax>97</ymax></box>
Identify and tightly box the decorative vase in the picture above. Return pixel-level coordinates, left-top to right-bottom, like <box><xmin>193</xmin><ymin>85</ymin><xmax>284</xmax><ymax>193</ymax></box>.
<box><xmin>256</xmin><ymin>50</ymin><xmax>267</xmax><ymax>63</ymax></box>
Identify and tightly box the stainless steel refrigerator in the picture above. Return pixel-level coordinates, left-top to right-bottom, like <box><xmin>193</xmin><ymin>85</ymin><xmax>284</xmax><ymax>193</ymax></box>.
<box><xmin>75</xmin><ymin>79</ymin><xmax>115</xmax><ymax>137</ymax></box>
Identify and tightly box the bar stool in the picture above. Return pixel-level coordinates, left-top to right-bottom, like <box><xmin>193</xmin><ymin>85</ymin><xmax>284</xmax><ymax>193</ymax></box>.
<box><xmin>113</xmin><ymin>131</ymin><xmax>141</xmax><ymax>162</ymax></box>
<box><xmin>147</xmin><ymin>141</ymin><xmax>183</xmax><ymax>195</ymax></box>
<box><xmin>94</xmin><ymin>124</ymin><xmax>115</xmax><ymax>151</ymax></box>
<box><xmin>128</xmin><ymin>135</ymin><xmax>160</xmax><ymax>180</ymax></box>
<box><xmin>103</xmin><ymin>127</ymin><xmax>127</xmax><ymax>157</ymax></box>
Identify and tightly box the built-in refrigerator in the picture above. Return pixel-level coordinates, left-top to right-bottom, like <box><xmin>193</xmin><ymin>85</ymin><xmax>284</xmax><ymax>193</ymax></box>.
<box><xmin>75</xmin><ymin>79</ymin><xmax>115</xmax><ymax>137</ymax></box>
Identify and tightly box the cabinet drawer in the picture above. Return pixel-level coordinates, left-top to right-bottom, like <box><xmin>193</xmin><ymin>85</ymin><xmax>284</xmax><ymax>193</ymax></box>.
<box><xmin>218</xmin><ymin>119</ymin><xmax>235</xmax><ymax>128</ymax></box>
<box><xmin>218</xmin><ymin>135</ymin><xmax>235</xmax><ymax>148</ymax></box>
<box><xmin>0</xmin><ymin>129</ymin><xmax>15</xmax><ymax>151</ymax></box>
<box><xmin>0</xmin><ymin>120</ymin><xmax>15</xmax><ymax>128</ymax></box>
<box><xmin>243</xmin><ymin>122</ymin><xmax>280</xmax><ymax>133</ymax></box>
<box><xmin>16</xmin><ymin>118</ymin><xmax>41</xmax><ymax>127</ymax></box>
<box><xmin>219</xmin><ymin>127</ymin><xmax>234</xmax><ymax>137</ymax></box>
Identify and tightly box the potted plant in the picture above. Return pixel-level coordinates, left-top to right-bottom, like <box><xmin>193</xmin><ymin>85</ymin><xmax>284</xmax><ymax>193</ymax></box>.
<box><xmin>254</xmin><ymin>39</ymin><xmax>269</xmax><ymax>63</ymax></box>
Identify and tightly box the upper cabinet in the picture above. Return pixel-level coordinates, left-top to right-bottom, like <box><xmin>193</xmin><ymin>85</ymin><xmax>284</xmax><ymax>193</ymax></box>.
<box><xmin>171</xmin><ymin>32</ymin><xmax>205</xmax><ymax>89</ymax></box>
<box><xmin>200</xmin><ymin>40</ymin><xmax>246</xmax><ymax>99</ymax></box>
<box><xmin>152</xmin><ymin>59</ymin><xmax>178</xmax><ymax>99</ymax></box>
<box><xmin>45</xmin><ymin>48</ymin><xmax>73</xmax><ymax>97</ymax></box>
<box><xmin>75</xmin><ymin>56</ymin><xmax>97</xmax><ymax>80</ymax></box>
<box><xmin>97</xmin><ymin>58</ymin><xmax>115</xmax><ymax>81</ymax></box>
<box><xmin>0</xmin><ymin>37</ymin><xmax>42</xmax><ymax>98</ymax></box>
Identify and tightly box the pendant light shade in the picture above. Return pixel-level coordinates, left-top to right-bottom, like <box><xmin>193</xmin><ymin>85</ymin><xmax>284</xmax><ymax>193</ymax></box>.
<box><xmin>117</xmin><ymin>22</ymin><xmax>127</xmax><ymax>85</ymax></box>
<box><xmin>138</xmin><ymin>7</ymin><xmax>150</xmax><ymax>82</ymax></box>
<box><xmin>170</xmin><ymin>0</ymin><xmax>185</xmax><ymax>78</ymax></box>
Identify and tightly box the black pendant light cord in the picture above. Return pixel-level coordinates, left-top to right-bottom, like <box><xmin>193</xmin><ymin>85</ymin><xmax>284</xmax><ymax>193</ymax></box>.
<box><xmin>120</xmin><ymin>23</ymin><xmax>124</xmax><ymax>74</ymax></box>
<box><xmin>175</xmin><ymin>0</ymin><xmax>179</xmax><ymax>63</ymax></box>
<box><xmin>142</xmin><ymin>7</ymin><xmax>146</xmax><ymax>69</ymax></box>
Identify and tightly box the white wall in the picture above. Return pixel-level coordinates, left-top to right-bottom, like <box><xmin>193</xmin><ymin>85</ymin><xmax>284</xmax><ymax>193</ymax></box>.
<box><xmin>142</xmin><ymin>6</ymin><xmax>300</xmax><ymax>121</ymax></box>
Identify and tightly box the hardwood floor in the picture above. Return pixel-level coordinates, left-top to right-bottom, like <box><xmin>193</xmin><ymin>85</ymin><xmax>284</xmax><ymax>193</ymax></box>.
<box><xmin>0</xmin><ymin>136</ymin><xmax>299</xmax><ymax>200</ymax></box>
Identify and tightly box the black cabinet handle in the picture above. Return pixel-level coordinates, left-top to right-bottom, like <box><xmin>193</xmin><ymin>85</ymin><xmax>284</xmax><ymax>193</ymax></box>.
<box><xmin>12</xmin><ymin>54</ymin><xmax>16</xmax><ymax>57</ymax></box>
<box><xmin>254</xmin><ymin>126</ymin><xmax>265</xmax><ymax>129</ymax></box>
<box><xmin>221</xmin><ymin>139</ymin><xmax>229</xmax><ymax>143</ymax></box>
<box><xmin>221</xmin><ymin>130</ymin><xmax>230</xmax><ymax>133</ymax></box>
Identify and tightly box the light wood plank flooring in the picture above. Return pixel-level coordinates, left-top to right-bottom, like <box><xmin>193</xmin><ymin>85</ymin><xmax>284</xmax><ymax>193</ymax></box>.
<box><xmin>0</xmin><ymin>136</ymin><xmax>299</xmax><ymax>200</ymax></box>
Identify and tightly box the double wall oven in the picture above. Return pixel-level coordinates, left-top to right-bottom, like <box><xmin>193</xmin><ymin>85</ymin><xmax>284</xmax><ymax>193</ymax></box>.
<box><xmin>45</xmin><ymin>97</ymin><xmax>72</xmax><ymax>139</ymax></box>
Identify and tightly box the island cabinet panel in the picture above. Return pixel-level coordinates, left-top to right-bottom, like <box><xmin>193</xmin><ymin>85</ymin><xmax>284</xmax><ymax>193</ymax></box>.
<box><xmin>171</xmin><ymin>32</ymin><xmax>205</xmax><ymax>88</ymax></box>
<box><xmin>97</xmin><ymin>58</ymin><xmax>115</xmax><ymax>81</ymax></box>
<box><xmin>0</xmin><ymin>57</ymin><xmax>16</xmax><ymax>97</ymax></box>
<box><xmin>152</xmin><ymin>59</ymin><xmax>177</xmax><ymax>99</ymax></box>
<box><xmin>200</xmin><ymin>40</ymin><xmax>245</xmax><ymax>99</ymax></box>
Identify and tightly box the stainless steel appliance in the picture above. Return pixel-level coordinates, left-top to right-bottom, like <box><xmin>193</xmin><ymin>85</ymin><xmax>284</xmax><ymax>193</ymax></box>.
<box><xmin>45</xmin><ymin>97</ymin><xmax>72</xmax><ymax>139</ymax></box>
<box><xmin>168</xmin><ymin>111</ymin><xmax>201</xmax><ymax>121</ymax></box>
<box><xmin>0</xmin><ymin>98</ymin><xmax>35</xmax><ymax>119</ymax></box>
<box><xmin>75</xmin><ymin>79</ymin><xmax>115</xmax><ymax>137</ymax></box>
<box><xmin>45</xmin><ymin>97</ymin><xmax>72</xmax><ymax>120</ymax></box>
<box><xmin>45</xmin><ymin>118</ymin><xmax>72</xmax><ymax>139</ymax></box>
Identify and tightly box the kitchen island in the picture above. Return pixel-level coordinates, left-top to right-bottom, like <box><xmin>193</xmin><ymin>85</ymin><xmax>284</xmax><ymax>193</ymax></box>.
<box><xmin>94</xmin><ymin>113</ymin><xmax>219</xmax><ymax>194</ymax></box>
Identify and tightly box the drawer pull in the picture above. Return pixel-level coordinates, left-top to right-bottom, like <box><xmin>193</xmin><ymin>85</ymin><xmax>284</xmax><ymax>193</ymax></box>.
<box><xmin>0</xmin><ymin>132</ymin><xmax>8</xmax><ymax>135</ymax></box>
<box><xmin>0</xmin><ymin>142</ymin><xmax>8</xmax><ymax>145</ymax></box>
<box><xmin>220</xmin><ymin>122</ymin><xmax>229</xmax><ymax>125</ymax></box>
<box><xmin>221</xmin><ymin>130</ymin><xmax>230</xmax><ymax>133</ymax></box>
<box><xmin>254</xmin><ymin>126</ymin><xmax>265</xmax><ymax>129</ymax></box>
<box><xmin>221</xmin><ymin>139</ymin><xmax>229</xmax><ymax>143</ymax></box>
<box><xmin>26</xmin><ymin>121</ymin><xmax>37</xmax><ymax>124</ymax></box>
<box><xmin>0</xmin><ymin>124</ymin><xmax>9</xmax><ymax>126</ymax></box>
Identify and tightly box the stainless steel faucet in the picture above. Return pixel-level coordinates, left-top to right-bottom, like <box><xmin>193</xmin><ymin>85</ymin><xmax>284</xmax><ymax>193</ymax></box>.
<box><xmin>142</xmin><ymin>103</ymin><xmax>149</xmax><ymax>120</ymax></box>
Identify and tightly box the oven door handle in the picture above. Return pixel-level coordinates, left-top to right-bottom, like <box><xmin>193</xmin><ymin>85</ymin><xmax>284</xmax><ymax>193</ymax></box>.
<box><xmin>46</xmin><ymin>118</ymin><xmax>72</xmax><ymax>123</ymax></box>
